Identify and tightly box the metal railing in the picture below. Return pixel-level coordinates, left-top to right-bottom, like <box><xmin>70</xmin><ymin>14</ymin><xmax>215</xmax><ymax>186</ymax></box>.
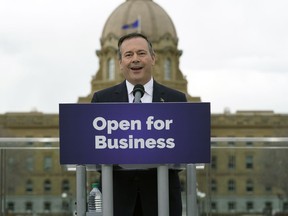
<box><xmin>1</xmin><ymin>137</ymin><xmax>288</xmax><ymax>216</ymax></box>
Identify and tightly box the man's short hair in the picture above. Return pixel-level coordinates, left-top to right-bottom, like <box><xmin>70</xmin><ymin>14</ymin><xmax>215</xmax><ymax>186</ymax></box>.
<box><xmin>117</xmin><ymin>32</ymin><xmax>155</xmax><ymax>60</ymax></box>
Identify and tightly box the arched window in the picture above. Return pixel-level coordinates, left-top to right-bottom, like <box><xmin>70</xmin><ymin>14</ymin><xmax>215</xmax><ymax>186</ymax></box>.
<box><xmin>107</xmin><ymin>58</ymin><xmax>115</xmax><ymax>80</ymax></box>
<box><xmin>164</xmin><ymin>58</ymin><xmax>172</xmax><ymax>80</ymax></box>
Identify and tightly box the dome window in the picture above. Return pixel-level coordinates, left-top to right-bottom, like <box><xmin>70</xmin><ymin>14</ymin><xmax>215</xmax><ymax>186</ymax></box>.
<box><xmin>107</xmin><ymin>58</ymin><xmax>115</xmax><ymax>80</ymax></box>
<box><xmin>164</xmin><ymin>58</ymin><xmax>172</xmax><ymax>80</ymax></box>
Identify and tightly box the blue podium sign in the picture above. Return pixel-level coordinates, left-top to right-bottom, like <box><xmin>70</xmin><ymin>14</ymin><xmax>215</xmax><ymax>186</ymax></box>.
<box><xmin>59</xmin><ymin>103</ymin><xmax>210</xmax><ymax>165</ymax></box>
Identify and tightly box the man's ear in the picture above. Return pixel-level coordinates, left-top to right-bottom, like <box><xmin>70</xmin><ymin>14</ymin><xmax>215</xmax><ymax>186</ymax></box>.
<box><xmin>119</xmin><ymin>60</ymin><xmax>123</xmax><ymax>70</ymax></box>
<box><xmin>152</xmin><ymin>55</ymin><xmax>156</xmax><ymax>66</ymax></box>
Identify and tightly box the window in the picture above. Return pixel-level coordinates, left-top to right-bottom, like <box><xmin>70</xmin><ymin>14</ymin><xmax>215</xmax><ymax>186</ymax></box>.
<box><xmin>246</xmin><ymin>155</ymin><xmax>253</xmax><ymax>169</ymax></box>
<box><xmin>265</xmin><ymin>202</ymin><xmax>272</xmax><ymax>209</ymax></box>
<box><xmin>228</xmin><ymin>141</ymin><xmax>235</xmax><ymax>146</ymax></box>
<box><xmin>228</xmin><ymin>155</ymin><xmax>236</xmax><ymax>169</ymax></box>
<box><xmin>211</xmin><ymin>202</ymin><xmax>217</xmax><ymax>211</ymax></box>
<box><xmin>164</xmin><ymin>58</ymin><xmax>172</xmax><ymax>80</ymax></box>
<box><xmin>283</xmin><ymin>202</ymin><xmax>288</xmax><ymax>212</ymax></box>
<box><xmin>43</xmin><ymin>156</ymin><xmax>52</xmax><ymax>171</ymax></box>
<box><xmin>44</xmin><ymin>202</ymin><xmax>51</xmax><ymax>212</ymax></box>
<box><xmin>211</xmin><ymin>179</ymin><xmax>217</xmax><ymax>192</ymax></box>
<box><xmin>246</xmin><ymin>179</ymin><xmax>254</xmax><ymax>192</ymax></box>
<box><xmin>62</xmin><ymin>179</ymin><xmax>70</xmax><ymax>192</ymax></box>
<box><xmin>246</xmin><ymin>201</ymin><xmax>254</xmax><ymax>211</ymax></box>
<box><xmin>246</xmin><ymin>141</ymin><xmax>253</xmax><ymax>146</ymax></box>
<box><xmin>107</xmin><ymin>58</ymin><xmax>115</xmax><ymax>80</ymax></box>
<box><xmin>7</xmin><ymin>202</ymin><xmax>14</xmax><ymax>212</ymax></box>
<box><xmin>44</xmin><ymin>179</ymin><xmax>51</xmax><ymax>192</ymax></box>
<box><xmin>228</xmin><ymin>179</ymin><xmax>236</xmax><ymax>192</ymax></box>
<box><xmin>26</xmin><ymin>157</ymin><xmax>34</xmax><ymax>171</ymax></box>
<box><xmin>265</xmin><ymin>185</ymin><xmax>272</xmax><ymax>192</ymax></box>
<box><xmin>26</xmin><ymin>179</ymin><xmax>33</xmax><ymax>192</ymax></box>
<box><xmin>25</xmin><ymin>202</ymin><xmax>33</xmax><ymax>212</ymax></box>
<box><xmin>228</xmin><ymin>201</ymin><xmax>236</xmax><ymax>211</ymax></box>
<box><xmin>263</xmin><ymin>202</ymin><xmax>273</xmax><ymax>215</ymax></box>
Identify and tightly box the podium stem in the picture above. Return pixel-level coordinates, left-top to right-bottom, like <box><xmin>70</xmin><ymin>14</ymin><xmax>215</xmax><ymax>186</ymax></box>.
<box><xmin>102</xmin><ymin>164</ymin><xmax>113</xmax><ymax>216</ymax></box>
<box><xmin>76</xmin><ymin>165</ymin><xmax>86</xmax><ymax>216</ymax></box>
<box><xmin>157</xmin><ymin>165</ymin><xmax>169</xmax><ymax>216</ymax></box>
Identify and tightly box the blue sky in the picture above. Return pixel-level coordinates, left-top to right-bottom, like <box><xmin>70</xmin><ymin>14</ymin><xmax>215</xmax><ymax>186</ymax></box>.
<box><xmin>0</xmin><ymin>0</ymin><xmax>287</xmax><ymax>114</ymax></box>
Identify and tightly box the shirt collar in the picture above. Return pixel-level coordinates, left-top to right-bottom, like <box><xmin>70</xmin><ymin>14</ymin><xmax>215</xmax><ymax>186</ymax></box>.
<box><xmin>144</xmin><ymin>78</ymin><xmax>153</xmax><ymax>96</ymax></box>
<box><xmin>126</xmin><ymin>80</ymin><xmax>134</xmax><ymax>95</ymax></box>
<box><xmin>126</xmin><ymin>78</ymin><xmax>153</xmax><ymax>95</ymax></box>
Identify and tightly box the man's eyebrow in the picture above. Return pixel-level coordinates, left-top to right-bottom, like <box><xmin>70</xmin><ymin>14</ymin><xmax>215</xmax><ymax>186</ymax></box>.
<box><xmin>123</xmin><ymin>51</ymin><xmax>133</xmax><ymax>54</ymax></box>
<box><xmin>124</xmin><ymin>50</ymin><xmax>147</xmax><ymax>54</ymax></box>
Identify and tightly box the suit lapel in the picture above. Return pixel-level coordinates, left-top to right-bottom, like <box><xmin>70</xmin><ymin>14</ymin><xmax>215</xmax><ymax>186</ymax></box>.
<box><xmin>111</xmin><ymin>81</ymin><xmax>129</xmax><ymax>102</ymax></box>
<box><xmin>152</xmin><ymin>81</ymin><xmax>165</xmax><ymax>102</ymax></box>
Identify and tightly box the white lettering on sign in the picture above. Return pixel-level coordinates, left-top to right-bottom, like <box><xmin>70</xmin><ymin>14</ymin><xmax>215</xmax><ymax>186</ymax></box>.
<box><xmin>146</xmin><ymin>116</ymin><xmax>173</xmax><ymax>130</ymax></box>
<box><xmin>92</xmin><ymin>116</ymin><xmax>175</xmax><ymax>150</ymax></box>
<box><xmin>92</xmin><ymin>117</ymin><xmax>141</xmax><ymax>134</ymax></box>
<box><xmin>95</xmin><ymin>135</ymin><xmax>175</xmax><ymax>149</ymax></box>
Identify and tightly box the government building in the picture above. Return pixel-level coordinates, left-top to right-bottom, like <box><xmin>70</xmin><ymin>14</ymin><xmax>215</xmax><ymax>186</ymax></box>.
<box><xmin>0</xmin><ymin>0</ymin><xmax>287</xmax><ymax>215</ymax></box>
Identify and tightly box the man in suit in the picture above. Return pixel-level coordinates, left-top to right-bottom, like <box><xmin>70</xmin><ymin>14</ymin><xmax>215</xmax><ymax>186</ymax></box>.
<box><xmin>91</xmin><ymin>32</ymin><xmax>186</xmax><ymax>216</ymax></box>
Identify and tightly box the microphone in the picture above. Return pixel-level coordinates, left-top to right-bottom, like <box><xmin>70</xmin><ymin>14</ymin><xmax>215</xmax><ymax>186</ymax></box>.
<box><xmin>133</xmin><ymin>84</ymin><xmax>145</xmax><ymax>103</ymax></box>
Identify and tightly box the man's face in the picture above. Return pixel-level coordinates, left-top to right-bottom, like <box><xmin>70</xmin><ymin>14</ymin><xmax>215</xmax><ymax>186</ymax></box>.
<box><xmin>119</xmin><ymin>37</ymin><xmax>155</xmax><ymax>85</ymax></box>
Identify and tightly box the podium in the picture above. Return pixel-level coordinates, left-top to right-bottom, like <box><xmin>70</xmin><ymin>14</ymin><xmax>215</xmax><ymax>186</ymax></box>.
<box><xmin>59</xmin><ymin>103</ymin><xmax>210</xmax><ymax>216</ymax></box>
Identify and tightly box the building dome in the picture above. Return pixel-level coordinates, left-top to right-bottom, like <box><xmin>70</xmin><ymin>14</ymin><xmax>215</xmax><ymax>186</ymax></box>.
<box><xmin>78</xmin><ymin>0</ymin><xmax>201</xmax><ymax>103</ymax></box>
<box><xmin>101</xmin><ymin>0</ymin><xmax>178</xmax><ymax>44</ymax></box>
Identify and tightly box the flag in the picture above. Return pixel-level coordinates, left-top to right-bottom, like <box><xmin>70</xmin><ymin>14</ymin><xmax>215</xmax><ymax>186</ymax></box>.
<box><xmin>122</xmin><ymin>19</ymin><xmax>139</xmax><ymax>30</ymax></box>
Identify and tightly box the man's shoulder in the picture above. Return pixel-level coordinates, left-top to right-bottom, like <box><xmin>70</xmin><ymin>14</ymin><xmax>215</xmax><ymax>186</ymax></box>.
<box><xmin>155</xmin><ymin>81</ymin><xmax>185</xmax><ymax>95</ymax></box>
<box><xmin>96</xmin><ymin>82</ymin><xmax>124</xmax><ymax>95</ymax></box>
<box><xmin>91</xmin><ymin>81</ymin><xmax>126</xmax><ymax>102</ymax></box>
<box><xmin>154</xmin><ymin>81</ymin><xmax>187</xmax><ymax>102</ymax></box>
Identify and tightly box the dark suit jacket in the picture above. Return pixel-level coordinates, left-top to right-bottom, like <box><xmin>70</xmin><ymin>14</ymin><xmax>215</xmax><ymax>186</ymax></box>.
<box><xmin>91</xmin><ymin>80</ymin><xmax>187</xmax><ymax>103</ymax></box>
<box><xmin>91</xmin><ymin>80</ymin><xmax>186</xmax><ymax>216</ymax></box>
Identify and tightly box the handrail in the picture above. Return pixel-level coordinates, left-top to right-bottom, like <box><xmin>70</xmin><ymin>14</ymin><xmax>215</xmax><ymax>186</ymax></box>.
<box><xmin>0</xmin><ymin>137</ymin><xmax>59</xmax><ymax>142</ymax></box>
<box><xmin>1</xmin><ymin>137</ymin><xmax>287</xmax><ymax>148</ymax></box>
<box><xmin>1</xmin><ymin>137</ymin><xmax>287</xmax><ymax>143</ymax></box>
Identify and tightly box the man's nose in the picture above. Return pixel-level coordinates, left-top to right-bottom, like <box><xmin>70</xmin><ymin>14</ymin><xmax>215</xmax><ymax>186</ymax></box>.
<box><xmin>131</xmin><ymin>53</ymin><xmax>140</xmax><ymax>62</ymax></box>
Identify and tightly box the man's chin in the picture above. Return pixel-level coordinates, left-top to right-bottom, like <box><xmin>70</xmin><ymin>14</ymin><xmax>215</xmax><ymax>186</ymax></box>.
<box><xmin>131</xmin><ymin>74</ymin><xmax>144</xmax><ymax>82</ymax></box>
